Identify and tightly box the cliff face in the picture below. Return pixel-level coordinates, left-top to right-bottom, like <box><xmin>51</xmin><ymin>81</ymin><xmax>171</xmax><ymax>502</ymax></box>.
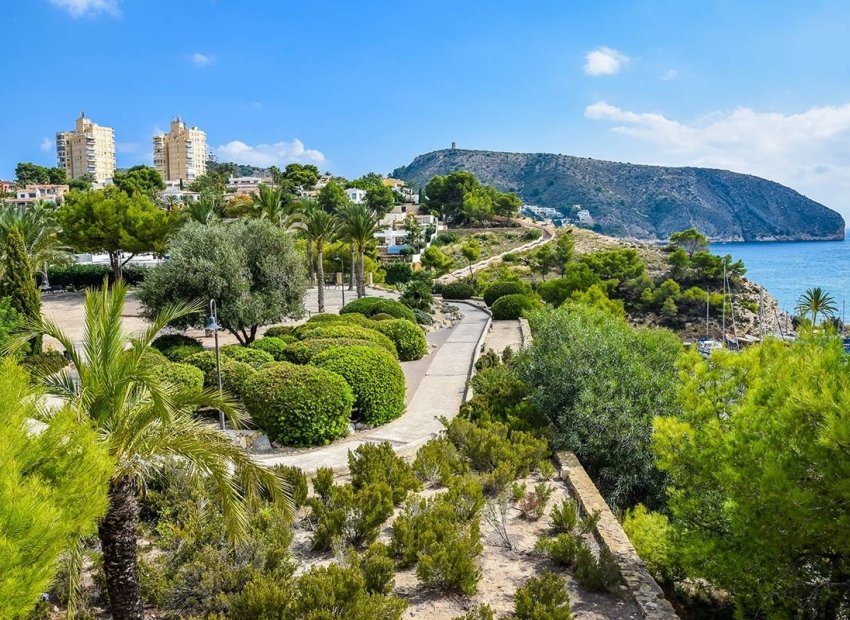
<box><xmin>392</xmin><ymin>149</ymin><xmax>845</xmax><ymax>241</ymax></box>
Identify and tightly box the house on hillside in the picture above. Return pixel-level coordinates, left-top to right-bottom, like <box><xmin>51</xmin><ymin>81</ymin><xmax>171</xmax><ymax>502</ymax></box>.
<box><xmin>345</xmin><ymin>187</ymin><xmax>367</xmax><ymax>204</ymax></box>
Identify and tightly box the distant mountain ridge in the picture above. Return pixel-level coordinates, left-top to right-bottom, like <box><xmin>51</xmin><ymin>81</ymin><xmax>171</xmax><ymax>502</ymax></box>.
<box><xmin>392</xmin><ymin>149</ymin><xmax>845</xmax><ymax>242</ymax></box>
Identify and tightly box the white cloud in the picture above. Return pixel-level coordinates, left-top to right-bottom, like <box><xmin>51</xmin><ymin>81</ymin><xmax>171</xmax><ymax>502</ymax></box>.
<box><xmin>661</xmin><ymin>69</ymin><xmax>678</xmax><ymax>81</ymax></box>
<box><xmin>214</xmin><ymin>139</ymin><xmax>326</xmax><ymax>168</ymax></box>
<box><xmin>40</xmin><ymin>137</ymin><xmax>53</xmax><ymax>152</ymax></box>
<box><xmin>583</xmin><ymin>47</ymin><xmax>629</xmax><ymax>76</ymax></box>
<box><xmin>585</xmin><ymin>100</ymin><xmax>850</xmax><ymax>217</ymax></box>
<box><xmin>49</xmin><ymin>0</ymin><xmax>120</xmax><ymax>17</ymax></box>
<box><xmin>191</xmin><ymin>52</ymin><xmax>215</xmax><ymax>67</ymax></box>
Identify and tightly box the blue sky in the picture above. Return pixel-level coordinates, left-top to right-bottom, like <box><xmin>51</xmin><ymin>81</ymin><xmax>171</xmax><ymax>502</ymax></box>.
<box><xmin>3</xmin><ymin>1</ymin><xmax>850</xmax><ymax>218</ymax></box>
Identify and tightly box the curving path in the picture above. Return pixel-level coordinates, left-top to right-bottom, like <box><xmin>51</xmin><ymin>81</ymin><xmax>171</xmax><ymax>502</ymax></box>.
<box><xmin>437</xmin><ymin>219</ymin><xmax>556</xmax><ymax>285</ymax></box>
<box><xmin>252</xmin><ymin>301</ymin><xmax>491</xmax><ymax>474</ymax></box>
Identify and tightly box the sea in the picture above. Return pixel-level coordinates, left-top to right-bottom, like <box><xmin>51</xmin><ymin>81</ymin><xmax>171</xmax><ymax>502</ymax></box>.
<box><xmin>710</xmin><ymin>236</ymin><xmax>850</xmax><ymax>317</ymax></box>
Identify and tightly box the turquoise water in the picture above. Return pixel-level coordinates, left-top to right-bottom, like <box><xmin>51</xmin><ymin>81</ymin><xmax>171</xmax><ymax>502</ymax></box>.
<box><xmin>711</xmin><ymin>237</ymin><xmax>850</xmax><ymax>315</ymax></box>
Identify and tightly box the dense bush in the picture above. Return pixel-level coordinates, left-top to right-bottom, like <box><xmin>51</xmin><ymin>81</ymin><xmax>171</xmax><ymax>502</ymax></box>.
<box><xmin>309</xmin><ymin>482</ymin><xmax>394</xmax><ymax>551</ymax></box>
<box><xmin>163</xmin><ymin>344</ymin><xmax>206</xmax><ymax>362</ymax></box>
<box><xmin>283</xmin><ymin>337</ymin><xmax>387</xmax><ymax>365</ymax></box>
<box><xmin>371</xmin><ymin>319</ymin><xmax>428</xmax><ymax>361</ymax></box>
<box><xmin>413</xmin><ymin>308</ymin><xmax>433</xmax><ymax>325</ymax></box>
<box><xmin>384</xmin><ymin>261</ymin><xmax>413</xmax><ymax>285</ymax></box>
<box><xmin>483</xmin><ymin>281</ymin><xmax>530</xmax><ymax>307</ymax></box>
<box><xmin>295</xmin><ymin>324</ymin><xmax>397</xmax><ymax>357</ymax></box>
<box><xmin>514</xmin><ymin>572</ymin><xmax>573</xmax><ymax>620</ymax></box>
<box><xmin>151</xmin><ymin>362</ymin><xmax>204</xmax><ymax>393</ymax></box>
<box><xmin>400</xmin><ymin>279</ymin><xmax>434</xmax><ymax>312</ymax></box>
<box><xmin>249</xmin><ymin>336</ymin><xmax>289</xmax><ymax>361</ymax></box>
<box><xmin>184</xmin><ymin>350</ymin><xmax>218</xmax><ymax>376</ymax></box>
<box><xmin>272</xmin><ymin>465</ymin><xmax>308</xmax><ymax>507</ymax></box>
<box><xmin>351</xmin><ymin>543</ymin><xmax>396</xmax><ymax>595</ymax></box>
<box><xmin>521</xmin><ymin>304</ymin><xmax>682</xmax><ymax>509</ymax></box>
<box><xmin>19</xmin><ymin>350</ymin><xmax>68</xmax><ymax>376</ymax></box>
<box><xmin>336</xmin><ymin>312</ymin><xmax>378</xmax><ymax>328</ymax></box>
<box><xmin>348</xmin><ymin>442</ymin><xmax>420</xmax><ymax>505</ymax></box>
<box><xmin>243</xmin><ymin>362</ymin><xmax>354</xmax><ymax>446</ymax></box>
<box><xmin>263</xmin><ymin>325</ymin><xmax>296</xmax><ymax>339</ymax></box>
<box><xmin>220</xmin><ymin>344</ymin><xmax>275</xmax><ymax>368</ymax></box>
<box><xmin>491</xmin><ymin>293</ymin><xmax>540</xmax><ymax>320</ymax></box>
<box><xmin>413</xmin><ymin>437</ymin><xmax>467</xmax><ymax>487</ymax></box>
<box><xmin>434</xmin><ymin>231</ymin><xmax>458</xmax><ymax>245</ymax></box>
<box><xmin>151</xmin><ymin>333</ymin><xmax>203</xmax><ymax>353</ymax></box>
<box><xmin>307</xmin><ymin>313</ymin><xmax>343</xmax><ymax>323</ymax></box>
<box><xmin>46</xmin><ymin>263</ymin><xmax>149</xmax><ymax>288</ymax></box>
<box><xmin>340</xmin><ymin>297</ymin><xmax>417</xmax><ymax>323</ymax></box>
<box><xmin>371</xmin><ymin>312</ymin><xmax>394</xmax><ymax>321</ymax></box>
<box><xmin>440</xmin><ymin>281</ymin><xmax>475</xmax><ymax>300</ymax></box>
<box><xmin>622</xmin><ymin>504</ymin><xmax>677</xmax><ymax>584</ymax></box>
<box><xmin>312</xmin><ymin>346</ymin><xmax>405</xmax><ymax>426</ymax></box>
<box><xmin>216</xmin><ymin>359</ymin><xmax>256</xmax><ymax>397</ymax></box>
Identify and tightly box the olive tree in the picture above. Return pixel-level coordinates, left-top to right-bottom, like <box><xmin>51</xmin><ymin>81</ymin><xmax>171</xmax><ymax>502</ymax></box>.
<box><xmin>139</xmin><ymin>219</ymin><xmax>306</xmax><ymax>345</ymax></box>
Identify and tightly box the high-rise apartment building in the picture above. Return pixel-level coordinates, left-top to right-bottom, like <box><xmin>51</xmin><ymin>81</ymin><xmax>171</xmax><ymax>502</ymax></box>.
<box><xmin>56</xmin><ymin>113</ymin><xmax>116</xmax><ymax>183</ymax></box>
<box><xmin>153</xmin><ymin>118</ymin><xmax>207</xmax><ymax>182</ymax></box>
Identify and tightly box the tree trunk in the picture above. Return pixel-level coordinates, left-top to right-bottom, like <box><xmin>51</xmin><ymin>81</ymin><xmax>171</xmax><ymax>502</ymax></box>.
<box><xmin>348</xmin><ymin>242</ymin><xmax>355</xmax><ymax>291</ymax></box>
<box><xmin>110</xmin><ymin>250</ymin><xmax>123</xmax><ymax>282</ymax></box>
<box><xmin>98</xmin><ymin>477</ymin><xmax>143</xmax><ymax>620</ymax></box>
<box><xmin>307</xmin><ymin>240</ymin><xmax>315</xmax><ymax>286</ymax></box>
<box><xmin>357</xmin><ymin>249</ymin><xmax>366</xmax><ymax>298</ymax></box>
<box><xmin>316</xmin><ymin>243</ymin><xmax>325</xmax><ymax>313</ymax></box>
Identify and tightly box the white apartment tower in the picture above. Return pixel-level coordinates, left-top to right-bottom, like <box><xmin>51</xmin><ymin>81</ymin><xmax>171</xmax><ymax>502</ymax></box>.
<box><xmin>56</xmin><ymin>113</ymin><xmax>116</xmax><ymax>183</ymax></box>
<box><xmin>153</xmin><ymin>118</ymin><xmax>207</xmax><ymax>183</ymax></box>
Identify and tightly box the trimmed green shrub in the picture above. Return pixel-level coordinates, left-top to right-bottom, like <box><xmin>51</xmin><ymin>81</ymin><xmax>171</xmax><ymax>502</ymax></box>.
<box><xmin>491</xmin><ymin>293</ymin><xmax>540</xmax><ymax>320</ymax></box>
<box><xmin>483</xmin><ymin>281</ymin><xmax>530</xmax><ymax>307</ymax></box>
<box><xmin>151</xmin><ymin>362</ymin><xmax>204</xmax><ymax>393</ymax></box>
<box><xmin>243</xmin><ymin>362</ymin><xmax>354</xmax><ymax>446</ymax></box>
<box><xmin>184</xmin><ymin>350</ymin><xmax>218</xmax><ymax>376</ymax></box>
<box><xmin>46</xmin><ymin>263</ymin><xmax>149</xmax><ymax>288</ymax></box>
<box><xmin>371</xmin><ymin>319</ymin><xmax>428</xmax><ymax>361</ymax></box>
<box><xmin>263</xmin><ymin>325</ymin><xmax>296</xmax><ymax>339</ymax></box>
<box><xmin>280</xmin><ymin>341</ymin><xmax>311</xmax><ymax>364</ymax></box>
<box><xmin>372</xmin><ymin>312</ymin><xmax>395</xmax><ymax>321</ymax></box>
<box><xmin>151</xmin><ymin>333</ymin><xmax>203</xmax><ymax>353</ymax></box>
<box><xmin>413</xmin><ymin>308</ymin><xmax>433</xmax><ymax>325</ymax></box>
<box><xmin>282</xmin><ymin>338</ymin><xmax>387</xmax><ymax>365</ymax></box>
<box><xmin>294</xmin><ymin>324</ymin><xmax>397</xmax><ymax>357</ymax></box>
<box><xmin>514</xmin><ymin>572</ymin><xmax>573</xmax><ymax>620</ymax></box>
<box><xmin>272</xmin><ymin>465</ymin><xmax>308</xmax><ymax>508</ymax></box>
<box><xmin>440</xmin><ymin>281</ymin><xmax>475</xmax><ymax>300</ymax></box>
<box><xmin>348</xmin><ymin>442</ymin><xmax>420</xmax><ymax>505</ymax></box>
<box><xmin>307</xmin><ymin>313</ymin><xmax>343</xmax><ymax>323</ymax></box>
<box><xmin>217</xmin><ymin>359</ymin><xmax>257</xmax><ymax>398</ymax></box>
<box><xmin>162</xmin><ymin>344</ymin><xmax>205</xmax><ymax>362</ymax></box>
<box><xmin>413</xmin><ymin>437</ymin><xmax>467</xmax><ymax>487</ymax></box>
<box><xmin>141</xmin><ymin>349</ymin><xmax>169</xmax><ymax>365</ymax></box>
<box><xmin>309</xmin><ymin>482</ymin><xmax>394</xmax><ymax>551</ymax></box>
<box><xmin>249</xmin><ymin>336</ymin><xmax>288</xmax><ymax>361</ymax></box>
<box><xmin>340</xmin><ymin>297</ymin><xmax>417</xmax><ymax>323</ymax></box>
<box><xmin>312</xmin><ymin>347</ymin><xmax>406</xmax><ymax>426</ymax></box>
<box><xmin>337</xmin><ymin>313</ymin><xmax>377</xmax><ymax>328</ymax></box>
<box><xmin>221</xmin><ymin>344</ymin><xmax>275</xmax><ymax>368</ymax></box>
<box><xmin>19</xmin><ymin>350</ymin><xmax>68</xmax><ymax>376</ymax></box>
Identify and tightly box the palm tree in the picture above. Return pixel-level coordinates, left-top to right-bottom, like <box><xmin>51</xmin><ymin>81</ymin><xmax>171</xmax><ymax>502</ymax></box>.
<box><xmin>0</xmin><ymin>200</ymin><xmax>73</xmax><ymax>280</ymax></box>
<box><xmin>294</xmin><ymin>204</ymin><xmax>340</xmax><ymax>312</ymax></box>
<box><xmin>250</xmin><ymin>183</ymin><xmax>288</xmax><ymax>226</ymax></box>
<box><xmin>9</xmin><ymin>282</ymin><xmax>288</xmax><ymax>620</ymax></box>
<box><xmin>338</xmin><ymin>203</ymin><xmax>381</xmax><ymax>298</ymax></box>
<box><xmin>797</xmin><ymin>287</ymin><xmax>839</xmax><ymax>326</ymax></box>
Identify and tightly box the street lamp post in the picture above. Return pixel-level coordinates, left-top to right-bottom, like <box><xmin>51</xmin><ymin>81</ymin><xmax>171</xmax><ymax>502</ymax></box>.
<box><xmin>205</xmin><ymin>299</ymin><xmax>224</xmax><ymax>430</ymax></box>
<box><xmin>336</xmin><ymin>256</ymin><xmax>345</xmax><ymax>308</ymax></box>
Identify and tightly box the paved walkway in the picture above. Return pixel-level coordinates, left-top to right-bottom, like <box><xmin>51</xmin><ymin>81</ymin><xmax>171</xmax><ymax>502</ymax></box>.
<box><xmin>253</xmin><ymin>302</ymin><xmax>491</xmax><ymax>474</ymax></box>
<box><xmin>484</xmin><ymin>320</ymin><xmax>525</xmax><ymax>356</ymax></box>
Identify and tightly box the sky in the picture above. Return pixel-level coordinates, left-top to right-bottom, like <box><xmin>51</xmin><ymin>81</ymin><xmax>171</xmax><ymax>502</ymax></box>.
<box><xmin>3</xmin><ymin>1</ymin><xmax>850</xmax><ymax>219</ymax></box>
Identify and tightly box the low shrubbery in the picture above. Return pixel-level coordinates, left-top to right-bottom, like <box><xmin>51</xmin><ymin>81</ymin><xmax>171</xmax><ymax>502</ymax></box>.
<box><xmin>413</xmin><ymin>308</ymin><xmax>433</xmax><ymax>325</ymax></box>
<box><xmin>19</xmin><ymin>350</ymin><xmax>68</xmax><ymax>376</ymax></box>
<box><xmin>491</xmin><ymin>293</ymin><xmax>540</xmax><ymax>320</ymax></box>
<box><xmin>514</xmin><ymin>572</ymin><xmax>573</xmax><ymax>620</ymax></box>
<box><xmin>483</xmin><ymin>281</ymin><xmax>529</xmax><ymax>307</ymax></box>
<box><xmin>263</xmin><ymin>325</ymin><xmax>296</xmax><ymax>339</ymax></box>
<box><xmin>151</xmin><ymin>362</ymin><xmax>204</xmax><ymax>394</ymax></box>
<box><xmin>243</xmin><ymin>362</ymin><xmax>354</xmax><ymax>446</ymax></box>
<box><xmin>282</xmin><ymin>337</ymin><xmax>387</xmax><ymax>365</ymax></box>
<box><xmin>371</xmin><ymin>319</ymin><xmax>428</xmax><ymax>361</ymax></box>
<box><xmin>309</xmin><ymin>479</ymin><xmax>394</xmax><ymax>551</ymax></box>
<box><xmin>46</xmin><ymin>263</ymin><xmax>149</xmax><ymax>289</ymax></box>
<box><xmin>348</xmin><ymin>442</ymin><xmax>420</xmax><ymax>505</ymax></box>
<box><xmin>312</xmin><ymin>346</ymin><xmax>406</xmax><ymax>425</ymax></box>
<box><xmin>413</xmin><ymin>437</ymin><xmax>467</xmax><ymax>487</ymax></box>
<box><xmin>221</xmin><ymin>344</ymin><xmax>275</xmax><ymax>368</ymax></box>
<box><xmin>151</xmin><ymin>333</ymin><xmax>204</xmax><ymax>362</ymax></box>
<box><xmin>294</xmin><ymin>323</ymin><xmax>397</xmax><ymax>357</ymax></box>
<box><xmin>340</xmin><ymin>297</ymin><xmax>417</xmax><ymax>323</ymax></box>
<box><xmin>249</xmin><ymin>336</ymin><xmax>289</xmax><ymax>361</ymax></box>
<box><xmin>440</xmin><ymin>281</ymin><xmax>475</xmax><ymax>300</ymax></box>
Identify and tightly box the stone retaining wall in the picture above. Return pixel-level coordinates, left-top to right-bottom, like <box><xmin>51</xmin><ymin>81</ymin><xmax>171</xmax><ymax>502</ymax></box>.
<box><xmin>518</xmin><ymin>317</ymin><xmax>532</xmax><ymax>348</ymax></box>
<box><xmin>555</xmin><ymin>452</ymin><xmax>679</xmax><ymax>619</ymax></box>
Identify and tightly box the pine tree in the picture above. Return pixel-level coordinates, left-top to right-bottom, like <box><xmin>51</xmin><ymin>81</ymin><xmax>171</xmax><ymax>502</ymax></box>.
<box><xmin>1</xmin><ymin>226</ymin><xmax>41</xmax><ymax>352</ymax></box>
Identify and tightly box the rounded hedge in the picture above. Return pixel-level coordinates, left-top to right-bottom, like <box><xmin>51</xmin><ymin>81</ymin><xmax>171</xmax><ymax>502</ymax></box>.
<box><xmin>293</xmin><ymin>324</ymin><xmax>397</xmax><ymax>357</ymax></box>
<box><xmin>440</xmin><ymin>281</ymin><xmax>475</xmax><ymax>300</ymax></box>
<box><xmin>243</xmin><ymin>362</ymin><xmax>354</xmax><ymax>446</ymax></box>
<box><xmin>263</xmin><ymin>325</ymin><xmax>296</xmax><ymax>339</ymax></box>
<box><xmin>371</xmin><ymin>319</ymin><xmax>428</xmax><ymax>361</ymax></box>
<box><xmin>215</xmin><ymin>359</ymin><xmax>257</xmax><ymax>398</ymax></box>
<box><xmin>340</xmin><ymin>297</ymin><xmax>416</xmax><ymax>323</ymax></box>
<box><xmin>337</xmin><ymin>313</ymin><xmax>378</xmax><ymax>328</ymax></box>
<box><xmin>151</xmin><ymin>333</ymin><xmax>203</xmax><ymax>353</ymax></box>
<box><xmin>491</xmin><ymin>294</ymin><xmax>540</xmax><ymax>320</ymax></box>
<box><xmin>163</xmin><ymin>344</ymin><xmax>206</xmax><ymax>363</ymax></box>
<box><xmin>281</xmin><ymin>338</ymin><xmax>388</xmax><ymax>364</ymax></box>
<box><xmin>372</xmin><ymin>312</ymin><xmax>395</xmax><ymax>321</ymax></box>
<box><xmin>312</xmin><ymin>346</ymin><xmax>405</xmax><ymax>425</ymax></box>
<box><xmin>483</xmin><ymin>281</ymin><xmax>530</xmax><ymax>307</ymax></box>
<box><xmin>151</xmin><ymin>362</ymin><xmax>205</xmax><ymax>393</ymax></box>
<box><xmin>250</xmin><ymin>336</ymin><xmax>289</xmax><ymax>361</ymax></box>
<box><xmin>221</xmin><ymin>344</ymin><xmax>275</xmax><ymax>368</ymax></box>
<box><xmin>307</xmin><ymin>313</ymin><xmax>343</xmax><ymax>323</ymax></box>
<box><xmin>185</xmin><ymin>350</ymin><xmax>218</xmax><ymax>376</ymax></box>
